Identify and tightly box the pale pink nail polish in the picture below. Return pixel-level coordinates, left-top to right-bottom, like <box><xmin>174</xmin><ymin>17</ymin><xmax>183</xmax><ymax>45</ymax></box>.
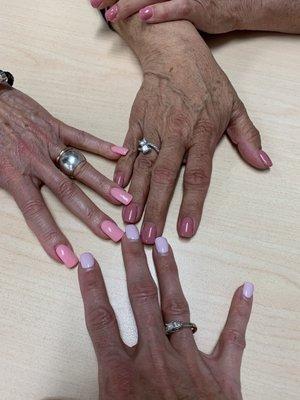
<box><xmin>105</xmin><ymin>5</ymin><xmax>118</xmax><ymax>21</ymax></box>
<box><xmin>243</xmin><ymin>282</ymin><xmax>254</xmax><ymax>299</ymax></box>
<box><xmin>56</xmin><ymin>245</ymin><xmax>78</xmax><ymax>269</ymax></box>
<box><xmin>80</xmin><ymin>252</ymin><xmax>94</xmax><ymax>269</ymax></box>
<box><xmin>179</xmin><ymin>217</ymin><xmax>194</xmax><ymax>238</ymax></box>
<box><xmin>91</xmin><ymin>0</ymin><xmax>103</xmax><ymax>8</ymax></box>
<box><xmin>125</xmin><ymin>225</ymin><xmax>140</xmax><ymax>241</ymax></box>
<box><xmin>101</xmin><ymin>220</ymin><xmax>124</xmax><ymax>242</ymax></box>
<box><xmin>111</xmin><ymin>146</ymin><xmax>129</xmax><ymax>156</ymax></box>
<box><xmin>111</xmin><ymin>187</ymin><xmax>133</xmax><ymax>205</ymax></box>
<box><xmin>155</xmin><ymin>237</ymin><xmax>169</xmax><ymax>254</ymax></box>
<box><xmin>141</xmin><ymin>223</ymin><xmax>157</xmax><ymax>245</ymax></box>
<box><xmin>139</xmin><ymin>6</ymin><xmax>153</xmax><ymax>21</ymax></box>
<box><xmin>123</xmin><ymin>203</ymin><xmax>139</xmax><ymax>223</ymax></box>
<box><xmin>259</xmin><ymin>150</ymin><xmax>273</xmax><ymax>168</ymax></box>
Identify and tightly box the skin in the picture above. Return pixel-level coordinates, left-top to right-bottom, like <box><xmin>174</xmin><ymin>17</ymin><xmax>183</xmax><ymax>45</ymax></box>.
<box><xmin>108</xmin><ymin>17</ymin><xmax>272</xmax><ymax>243</ymax></box>
<box><xmin>93</xmin><ymin>0</ymin><xmax>300</xmax><ymax>34</ymax></box>
<box><xmin>0</xmin><ymin>84</ymin><xmax>129</xmax><ymax>263</ymax></box>
<box><xmin>78</xmin><ymin>234</ymin><xmax>253</xmax><ymax>399</ymax></box>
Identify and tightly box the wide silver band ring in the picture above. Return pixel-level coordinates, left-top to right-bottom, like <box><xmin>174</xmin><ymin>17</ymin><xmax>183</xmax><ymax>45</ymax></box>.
<box><xmin>138</xmin><ymin>138</ymin><xmax>160</xmax><ymax>155</ymax></box>
<box><xmin>56</xmin><ymin>148</ymin><xmax>86</xmax><ymax>178</ymax></box>
<box><xmin>165</xmin><ymin>320</ymin><xmax>197</xmax><ymax>336</ymax></box>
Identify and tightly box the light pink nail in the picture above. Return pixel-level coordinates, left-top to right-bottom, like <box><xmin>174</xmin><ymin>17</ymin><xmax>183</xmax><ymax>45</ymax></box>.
<box><xmin>125</xmin><ymin>225</ymin><xmax>140</xmax><ymax>241</ymax></box>
<box><xmin>139</xmin><ymin>6</ymin><xmax>153</xmax><ymax>21</ymax></box>
<box><xmin>259</xmin><ymin>150</ymin><xmax>273</xmax><ymax>168</ymax></box>
<box><xmin>80</xmin><ymin>252</ymin><xmax>94</xmax><ymax>269</ymax></box>
<box><xmin>56</xmin><ymin>245</ymin><xmax>78</xmax><ymax>269</ymax></box>
<box><xmin>155</xmin><ymin>237</ymin><xmax>169</xmax><ymax>254</ymax></box>
<box><xmin>243</xmin><ymin>282</ymin><xmax>254</xmax><ymax>299</ymax></box>
<box><xmin>101</xmin><ymin>220</ymin><xmax>124</xmax><ymax>242</ymax></box>
<box><xmin>90</xmin><ymin>0</ymin><xmax>103</xmax><ymax>8</ymax></box>
<box><xmin>111</xmin><ymin>187</ymin><xmax>133</xmax><ymax>205</ymax></box>
<box><xmin>111</xmin><ymin>146</ymin><xmax>129</xmax><ymax>156</ymax></box>
<box><xmin>105</xmin><ymin>5</ymin><xmax>118</xmax><ymax>21</ymax></box>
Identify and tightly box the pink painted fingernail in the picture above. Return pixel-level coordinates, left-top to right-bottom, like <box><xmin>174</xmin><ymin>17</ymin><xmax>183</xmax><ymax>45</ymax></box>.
<box><xmin>111</xmin><ymin>187</ymin><xmax>133</xmax><ymax>205</ymax></box>
<box><xmin>141</xmin><ymin>223</ymin><xmax>157</xmax><ymax>245</ymax></box>
<box><xmin>139</xmin><ymin>6</ymin><xmax>153</xmax><ymax>21</ymax></box>
<box><xmin>101</xmin><ymin>220</ymin><xmax>124</xmax><ymax>242</ymax></box>
<box><xmin>125</xmin><ymin>225</ymin><xmax>140</xmax><ymax>241</ymax></box>
<box><xmin>259</xmin><ymin>150</ymin><xmax>273</xmax><ymax>168</ymax></box>
<box><xmin>105</xmin><ymin>5</ymin><xmax>118</xmax><ymax>21</ymax></box>
<box><xmin>179</xmin><ymin>217</ymin><xmax>194</xmax><ymax>238</ymax></box>
<box><xmin>56</xmin><ymin>245</ymin><xmax>78</xmax><ymax>269</ymax></box>
<box><xmin>155</xmin><ymin>237</ymin><xmax>169</xmax><ymax>254</ymax></box>
<box><xmin>90</xmin><ymin>0</ymin><xmax>103</xmax><ymax>8</ymax></box>
<box><xmin>111</xmin><ymin>146</ymin><xmax>129</xmax><ymax>156</ymax></box>
<box><xmin>243</xmin><ymin>282</ymin><xmax>254</xmax><ymax>299</ymax></box>
<box><xmin>80</xmin><ymin>252</ymin><xmax>94</xmax><ymax>269</ymax></box>
<box><xmin>123</xmin><ymin>203</ymin><xmax>139</xmax><ymax>223</ymax></box>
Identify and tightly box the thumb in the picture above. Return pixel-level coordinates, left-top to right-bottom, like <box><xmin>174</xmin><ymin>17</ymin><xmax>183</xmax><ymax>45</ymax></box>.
<box><xmin>227</xmin><ymin>97</ymin><xmax>273</xmax><ymax>170</ymax></box>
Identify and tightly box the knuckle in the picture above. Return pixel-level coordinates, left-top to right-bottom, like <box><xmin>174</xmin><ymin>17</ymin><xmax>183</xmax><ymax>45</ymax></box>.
<box><xmin>221</xmin><ymin>328</ymin><xmax>246</xmax><ymax>349</ymax></box>
<box><xmin>129</xmin><ymin>280</ymin><xmax>158</xmax><ymax>303</ymax></box>
<box><xmin>56</xmin><ymin>178</ymin><xmax>75</xmax><ymax>200</ymax></box>
<box><xmin>167</xmin><ymin>111</ymin><xmax>193</xmax><ymax>135</ymax></box>
<box><xmin>184</xmin><ymin>168</ymin><xmax>210</xmax><ymax>189</ymax></box>
<box><xmin>162</xmin><ymin>297</ymin><xmax>189</xmax><ymax>317</ymax></box>
<box><xmin>152</xmin><ymin>166</ymin><xmax>177</xmax><ymax>185</ymax></box>
<box><xmin>135</xmin><ymin>156</ymin><xmax>154</xmax><ymax>171</ymax></box>
<box><xmin>22</xmin><ymin>198</ymin><xmax>45</xmax><ymax>219</ymax></box>
<box><xmin>86</xmin><ymin>303</ymin><xmax>116</xmax><ymax>333</ymax></box>
<box><xmin>179</xmin><ymin>0</ymin><xmax>192</xmax><ymax>17</ymax></box>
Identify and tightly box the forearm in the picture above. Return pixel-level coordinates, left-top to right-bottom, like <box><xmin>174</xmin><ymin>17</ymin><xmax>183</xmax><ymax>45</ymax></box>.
<box><xmin>239</xmin><ymin>0</ymin><xmax>300</xmax><ymax>33</ymax></box>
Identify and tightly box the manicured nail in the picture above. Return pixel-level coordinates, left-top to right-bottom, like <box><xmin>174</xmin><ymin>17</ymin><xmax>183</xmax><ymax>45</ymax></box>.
<box><xmin>111</xmin><ymin>187</ymin><xmax>133</xmax><ymax>205</ymax></box>
<box><xmin>139</xmin><ymin>6</ymin><xmax>153</xmax><ymax>21</ymax></box>
<box><xmin>123</xmin><ymin>203</ymin><xmax>138</xmax><ymax>223</ymax></box>
<box><xmin>105</xmin><ymin>5</ymin><xmax>118</xmax><ymax>21</ymax></box>
<box><xmin>125</xmin><ymin>225</ymin><xmax>140</xmax><ymax>241</ymax></box>
<box><xmin>243</xmin><ymin>282</ymin><xmax>254</xmax><ymax>299</ymax></box>
<box><xmin>259</xmin><ymin>150</ymin><xmax>273</xmax><ymax>168</ymax></box>
<box><xmin>141</xmin><ymin>223</ymin><xmax>157</xmax><ymax>245</ymax></box>
<box><xmin>90</xmin><ymin>0</ymin><xmax>103</xmax><ymax>8</ymax></box>
<box><xmin>155</xmin><ymin>237</ymin><xmax>169</xmax><ymax>254</ymax></box>
<box><xmin>80</xmin><ymin>252</ymin><xmax>94</xmax><ymax>269</ymax></box>
<box><xmin>56</xmin><ymin>245</ymin><xmax>78</xmax><ymax>269</ymax></box>
<box><xmin>101</xmin><ymin>220</ymin><xmax>124</xmax><ymax>242</ymax></box>
<box><xmin>179</xmin><ymin>217</ymin><xmax>194</xmax><ymax>238</ymax></box>
<box><xmin>111</xmin><ymin>146</ymin><xmax>129</xmax><ymax>156</ymax></box>
<box><xmin>114</xmin><ymin>172</ymin><xmax>124</xmax><ymax>187</ymax></box>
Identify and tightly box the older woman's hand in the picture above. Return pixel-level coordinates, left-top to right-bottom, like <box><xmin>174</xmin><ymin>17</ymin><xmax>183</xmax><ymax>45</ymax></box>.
<box><xmin>78</xmin><ymin>227</ymin><xmax>254</xmax><ymax>399</ymax></box>
<box><xmin>93</xmin><ymin>0</ymin><xmax>300</xmax><ymax>34</ymax></box>
<box><xmin>0</xmin><ymin>85</ymin><xmax>132</xmax><ymax>267</ymax></box>
<box><xmin>111</xmin><ymin>29</ymin><xmax>272</xmax><ymax>243</ymax></box>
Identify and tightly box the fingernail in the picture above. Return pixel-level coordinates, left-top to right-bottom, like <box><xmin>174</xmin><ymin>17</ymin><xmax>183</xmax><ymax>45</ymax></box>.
<box><xmin>80</xmin><ymin>252</ymin><xmax>94</xmax><ymax>269</ymax></box>
<box><xmin>101</xmin><ymin>220</ymin><xmax>124</xmax><ymax>242</ymax></box>
<box><xmin>179</xmin><ymin>217</ymin><xmax>194</xmax><ymax>238</ymax></box>
<box><xmin>105</xmin><ymin>5</ymin><xmax>118</xmax><ymax>21</ymax></box>
<box><xmin>114</xmin><ymin>172</ymin><xmax>124</xmax><ymax>187</ymax></box>
<box><xmin>243</xmin><ymin>282</ymin><xmax>254</xmax><ymax>299</ymax></box>
<box><xmin>125</xmin><ymin>225</ymin><xmax>140</xmax><ymax>241</ymax></box>
<box><xmin>111</xmin><ymin>146</ymin><xmax>129</xmax><ymax>156</ymax></box>
<box><xmin>91</xmin><ymin>0</ymin><xmax>103</xmax><ymax>8</ymax></box>
<box><xmin>139</xmin><ymin>6</ymin><xmax>153</xmax><ymax>21</ymax></box>
<box><xmin>141</xmin><ymin>223</ymin><xmax>157</xmax><ymax>245</ymax></box>
<box><xmin>123</xmin><ymin>203</ymin><xmax>138</xmax><ymax>223</ymax></box>
<box><xmin>56</xmin><ymin>245</ymin><xmax>78</xmax><ymax>269</ymax></box>
<box><xmin>155</xmin><ymin>237</ymin><xmax>169</xmax><ymax>254</ymax></box>
<box><xmin>111</xmin><ymin>187</ymin><xmax>133</xmax><ymax>205</ymax></box>
<box><xmin>259</xmin><ymin>150</ymin><xmax>273</xmax><ymax>168</ymax></box>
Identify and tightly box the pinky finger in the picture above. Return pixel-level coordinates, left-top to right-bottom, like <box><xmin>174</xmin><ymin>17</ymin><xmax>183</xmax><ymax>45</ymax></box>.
<box><xmin>139</xmin><ymin>0</ymin><xmax>193</xmax><ymax>23</ymax></box>
<box><xmin>10</xmin><ymin>176</ymin><xmax>78</xmax><ymax>268</ymax></box>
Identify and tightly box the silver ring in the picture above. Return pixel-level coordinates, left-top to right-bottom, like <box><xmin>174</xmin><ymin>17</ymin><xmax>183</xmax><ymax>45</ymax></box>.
<box><xmin>56</xmin><ymin>148</ymin><xmax>86</xmax><ymax>178</ymax></box>
<box><xmin>138</xmin><ymin>138</ymin><xmax>160</xmax><ymax>155</ymax></box>
<box><xmin>165</xmin><ymin>320</ymin><xmax>197</xmax><ymax>335</ymax></box>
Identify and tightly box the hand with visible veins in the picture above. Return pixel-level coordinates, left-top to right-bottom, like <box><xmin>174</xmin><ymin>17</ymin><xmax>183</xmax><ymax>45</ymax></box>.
<box><xmin>0</xmin><ymin>85</ymin><xmax>132</xmax><ymax>267</ymax></box>
<box><xmin>78</xmin><ymin>227</ymin><xmax>254</xmax><ymax>400</ymax></box>
<box><xmin>92</xmin><ymin>0</ymin><xmax>300</xmax><ymax>34</ymax></box>
<box><xmin>97</xmin><ymin>17</ymin><xmax>272</xmax><ymax>243</ymax></box>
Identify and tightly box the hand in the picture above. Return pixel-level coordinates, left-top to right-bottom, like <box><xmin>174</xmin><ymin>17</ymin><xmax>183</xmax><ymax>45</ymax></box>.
<box><xmin>111</xmin><ymin>32</ymin><xmax>272</xmax><ymax>243</ymax></box>
<box><xmin>78</xmin><ymin>226</ymin><xmax>254</xmax><ymax>399</ymax></box>
<box><xmin>0</xmin><ymin>84</ymin><xmax>132</xmax><ymax>267</ymax></box>
<box><xmin>92</xmin><ymin>0</ymin><xmax>300</xmax><ymax>34</ymax></box>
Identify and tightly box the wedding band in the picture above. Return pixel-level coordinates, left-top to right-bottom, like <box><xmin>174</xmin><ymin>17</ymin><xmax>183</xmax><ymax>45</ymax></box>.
<box><xmin>138</xmin><ymin>138</ymin><xmax>160</xmax><ymax>155</ymax></box>
<box><xmin>165</xmin><ymin>321</ymin><xmax>197</xmax><ymax>335</ymax></box>
<box><xmin>56</xmin><ymin>148</ymin><xmax>86</xmax><ymax>177</ymax></box>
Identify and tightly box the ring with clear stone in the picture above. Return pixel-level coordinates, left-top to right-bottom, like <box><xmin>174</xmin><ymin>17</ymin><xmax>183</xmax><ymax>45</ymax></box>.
<box><xmin>138</xmin><ymin>138</ymin><xmax>160</xmax><ymax>155</ymax></box>
<box><xmin>165</xmin><ymin>320</ymin><xmax>197</xmax><ymax>335</ymax></box>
